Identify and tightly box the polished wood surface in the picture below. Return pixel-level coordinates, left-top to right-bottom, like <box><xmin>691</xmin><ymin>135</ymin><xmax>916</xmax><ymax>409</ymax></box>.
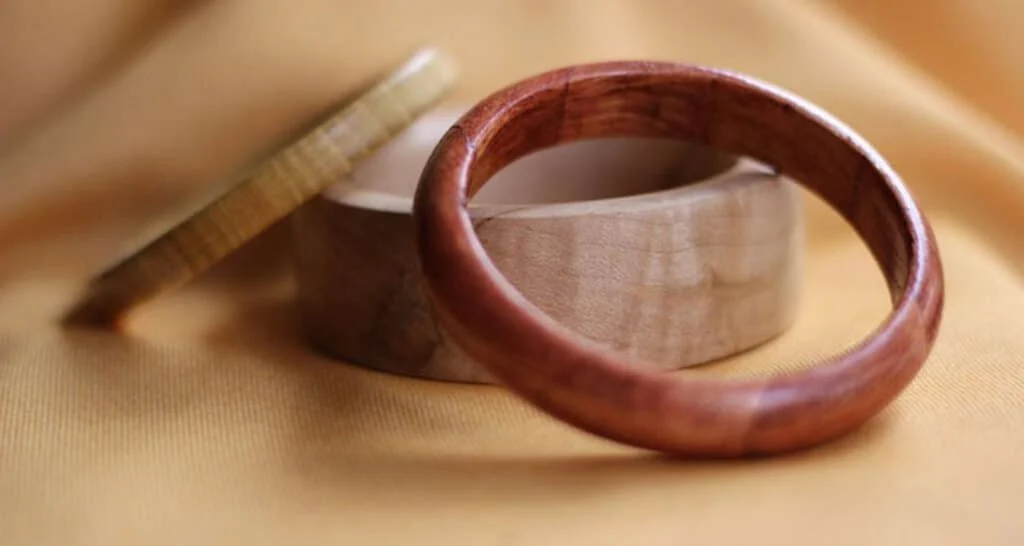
<box><xmin>413</xmin><ymin>61</ymin><xmax>944</xmax><ymax>457</ymax></box>
<box><xmin>61</xmin><ymin>48</ymin><xmax>457</xmax><ymax>329</ymax></box>
<box><xmin>293</xmin><ymin>108</ymin><xmax>803</xmax><ymax>382</ymax></box>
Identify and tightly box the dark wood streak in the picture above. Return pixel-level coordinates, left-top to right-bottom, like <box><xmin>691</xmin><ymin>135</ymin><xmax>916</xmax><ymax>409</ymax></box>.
<box><xmin>412</xmin><ymin>61</ymin><xmax>944</xmax><ymax>457</ymax></box>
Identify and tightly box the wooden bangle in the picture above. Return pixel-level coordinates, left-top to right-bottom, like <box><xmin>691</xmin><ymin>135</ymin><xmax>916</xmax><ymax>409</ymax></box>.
<box><xmin>292</xmin><ymin>108</ymin><xmax>803</xmax><ymax>383</ymax></box>
<box><xmin>412</xmin><ymin>61</ymin><xmax>945</xmax><ymax>457</ymax></box>
<box><xmin>61</xmin><ymin>47</ymin><xmax>456</xmax><ymax>329</ymax></box>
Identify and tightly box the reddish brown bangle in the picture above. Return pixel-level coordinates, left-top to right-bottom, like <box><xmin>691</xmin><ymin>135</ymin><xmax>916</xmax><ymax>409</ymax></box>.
<box><xmin>412</xmin><ymin>61</ymin><xmax>944</xmax><ymax>457</ymax></box>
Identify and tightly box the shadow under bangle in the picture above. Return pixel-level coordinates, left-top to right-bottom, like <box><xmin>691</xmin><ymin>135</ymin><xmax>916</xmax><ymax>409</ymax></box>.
<box><xmin>412</xmin><ymin>61</ymin><xmax>944</xmax><ymax>457</ymax></box>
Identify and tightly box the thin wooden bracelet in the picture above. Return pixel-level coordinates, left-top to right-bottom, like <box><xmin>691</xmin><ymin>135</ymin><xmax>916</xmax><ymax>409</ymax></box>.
<box><xmin>412</xmin><ymin>61</ymin><xmax>944</xmax><ymax>457</ymax></box>
<box><xmin>61</xmin><ymin>47</ymin><xmax>456</xmax><ymax>329</ymax></box>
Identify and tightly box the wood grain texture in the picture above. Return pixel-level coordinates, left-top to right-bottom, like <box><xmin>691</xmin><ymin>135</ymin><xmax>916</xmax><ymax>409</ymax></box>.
<box><xmin>413</xmin><ymin>61</ymin><xmax>945</xmax><ymax>457</ymax></box>
<box><xmin>292</xmin><ymin>107</ymin><xmax>803</xmax><ymax>382</ymax></box>
<box><xmin>60</xmin><ymin>47</ymin><xmax>457</xmax><ymax>329</ymax></box>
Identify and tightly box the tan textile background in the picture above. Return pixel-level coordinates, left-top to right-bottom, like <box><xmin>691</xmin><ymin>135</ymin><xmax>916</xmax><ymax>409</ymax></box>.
<box><xmin>1</xmin><ymin>0</ymin><xmax>1023</xmax><ymax>544</ymax></box>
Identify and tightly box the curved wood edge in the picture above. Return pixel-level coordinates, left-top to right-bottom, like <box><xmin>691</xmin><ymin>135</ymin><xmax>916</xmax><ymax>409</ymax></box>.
<box><xmin>60</xmin><ymin>47</ymin><xmax>457</xmax><ymax>330</ymax></box>
<box><xmin>292</xmin><ymin>127</ymin><xmax>803</xmax><ymax>382</ymax></box>
<box><xmin>413</xmin><ymin>61</ymin><xmax>944</xmax><ymax>457</ymax></box>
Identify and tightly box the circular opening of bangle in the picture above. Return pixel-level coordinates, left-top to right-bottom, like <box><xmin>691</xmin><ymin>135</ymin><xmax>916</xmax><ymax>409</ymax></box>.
<box><xmin>326</xmin><ymin>107</ymin><xmax>738</xmax><ymax>215</ymax></box>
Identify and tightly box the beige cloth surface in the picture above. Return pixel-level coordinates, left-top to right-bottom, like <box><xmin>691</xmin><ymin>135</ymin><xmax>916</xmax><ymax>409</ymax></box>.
<box><xmin>1</xmin><ymin>0</ymin><xmax>1023</xmax><ymax>544</ymax></box>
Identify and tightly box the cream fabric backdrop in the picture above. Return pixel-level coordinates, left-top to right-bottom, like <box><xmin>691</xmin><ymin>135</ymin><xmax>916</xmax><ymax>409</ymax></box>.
<box><xmin>1</xmin><ymin>1</ymin><xmax>1022</xmax><ymax>544</ymax></box>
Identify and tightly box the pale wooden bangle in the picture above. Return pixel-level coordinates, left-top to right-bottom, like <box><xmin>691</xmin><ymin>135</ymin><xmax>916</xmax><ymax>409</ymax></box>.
<box><xmin>413</xmin><ymin>61</ymin><xmax>944</xmax><ymax>457</ymax></box>
<box><xmin>61</xmin><ymin>48</ymin><xmax>457</xmax><ymax>328</ymax></box>
<box><xmin>292</xmin><ymin>108</ymin><xmax>803</xmax><ymax>383</ymax></box>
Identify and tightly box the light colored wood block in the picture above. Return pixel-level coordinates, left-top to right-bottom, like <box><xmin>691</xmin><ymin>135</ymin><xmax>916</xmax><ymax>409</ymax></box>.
<box><xmin>292</xmin><ymin>108</ymin><xmax>804</xmax><ymax>383</ymax></box>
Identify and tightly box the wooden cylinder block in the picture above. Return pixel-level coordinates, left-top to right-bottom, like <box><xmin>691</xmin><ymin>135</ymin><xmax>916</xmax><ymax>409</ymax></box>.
<box><xmin>291</xmin><ymin>108</ymin><xmax>804</xmax><ymax>383</ymax></box>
